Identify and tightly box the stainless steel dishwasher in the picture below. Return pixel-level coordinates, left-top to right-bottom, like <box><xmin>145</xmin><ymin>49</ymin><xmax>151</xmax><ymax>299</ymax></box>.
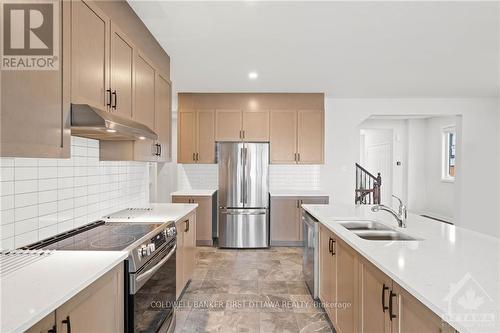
<box><xmin>302</xmin><ymin>210</ymin><xmax>319</xmax><ymax>299</ymax></box>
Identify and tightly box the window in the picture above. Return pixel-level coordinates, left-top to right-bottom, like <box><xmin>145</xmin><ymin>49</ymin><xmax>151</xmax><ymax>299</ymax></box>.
<box><xmin>442</xmin><ymin>126</ymin><xmax>456</xmax><ymax>181</ymax></box>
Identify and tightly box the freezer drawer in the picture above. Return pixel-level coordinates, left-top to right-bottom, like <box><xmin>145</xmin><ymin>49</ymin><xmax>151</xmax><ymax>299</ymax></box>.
<box><xmin>219</xmin><ymin>209</ymin><xmax>269</xmax><ymax>248</ymax></box>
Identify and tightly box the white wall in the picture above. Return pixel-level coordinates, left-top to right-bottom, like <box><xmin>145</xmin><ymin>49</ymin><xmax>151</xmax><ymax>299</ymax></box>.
<box><xmin>321</xmin><ymin>98</ymin><xmax>500</xmax><ymax>238</ymax></box>
<box><xmin>0</xmin><ymin>137</ymin><xmax>149</xmax><ymax>249</ymax></box>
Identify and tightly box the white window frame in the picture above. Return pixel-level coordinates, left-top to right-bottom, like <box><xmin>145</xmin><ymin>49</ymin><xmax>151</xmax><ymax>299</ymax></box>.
<box><xmin>441</xmin><ymin>125</ymin><xmax>456</xmax><ymax>182</ymax></box>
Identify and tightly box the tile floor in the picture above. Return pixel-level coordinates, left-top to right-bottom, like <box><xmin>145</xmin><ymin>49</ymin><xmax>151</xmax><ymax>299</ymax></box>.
<box><xmin>175</xmin><ymin>247</ymin><xmax>334</xmax><ymax>333</ymax></box>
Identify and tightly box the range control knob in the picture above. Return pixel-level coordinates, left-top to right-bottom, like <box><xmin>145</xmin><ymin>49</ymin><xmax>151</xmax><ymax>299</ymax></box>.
<box><xmin>140</xmin><ymin>245</ymin><xmax>150</xmax><ymax>257</ymax></box>
<box><xmin>166</xmin><ymin>227</ymin><xmax>177</xmax><ymax>237</ymax></box>
<box><xmin>148</xmin><ymin>243</ymin><xmax>156</xmax><ymax>252</ymax></box>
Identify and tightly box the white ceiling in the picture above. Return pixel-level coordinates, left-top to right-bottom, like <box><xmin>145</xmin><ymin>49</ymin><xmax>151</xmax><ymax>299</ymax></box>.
<box><xmin>128</xmin><ymin>1</ymin><xmax>499</xmax><ymax>98</ymax></box>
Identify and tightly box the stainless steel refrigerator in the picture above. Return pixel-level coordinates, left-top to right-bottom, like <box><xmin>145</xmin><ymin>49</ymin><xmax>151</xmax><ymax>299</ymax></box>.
<box><xmin>218</xmin><ymin>142</ymin><xmax>269</xmax><ymax>248</ymax></box>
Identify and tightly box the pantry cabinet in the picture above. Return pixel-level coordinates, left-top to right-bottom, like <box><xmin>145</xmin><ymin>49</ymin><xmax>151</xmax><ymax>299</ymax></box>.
<box><xmin>176</xmin><ymin>212</ymin><xmax>197</xmax><ymax>298</ymax></box>
<box><xmin>26</xmin><ymin>264</ymin><xmax>123</xmax><ymax>333</ymax></box>
<box><xmin>270</xmin><ymin>109</ymin><xmax>324</xmax><ymax>164</ymax></box>
<box><xmin>1</xmin><ymin>0</ymin><xmax>70</xmax><ymax>158</ymax></box>
<box><xmin>270</xmin><ymin>196</ymin><xmax>328</xmax><ymax>246</ymax></box>
<box><xmin>178</xmin><ymin>110</ymin><xmax>216</xmax><ymax>164</ymax></box>
<box><xmin>319</xmin><ymin>227</ymin><xmax>458</xmax><ymax>333</ymax></box>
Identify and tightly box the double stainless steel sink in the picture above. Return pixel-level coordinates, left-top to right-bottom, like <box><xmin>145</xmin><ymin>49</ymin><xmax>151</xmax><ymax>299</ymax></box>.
<box><xmin>340</xmin><ymin>220</ymin><xmax>419</xmax><ymax>241</ymax></box>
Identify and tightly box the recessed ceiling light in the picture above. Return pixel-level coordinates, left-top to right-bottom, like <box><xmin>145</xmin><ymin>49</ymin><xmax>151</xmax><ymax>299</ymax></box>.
<box><xmin>138</xmin><ymin>136</ymin><xmax>146</xmax><ymax>140</ymax></box>
<box><xmin>248</xmin><ymin>71</ymin><xmax>258</xmax><ymax>80</ymax></box>
<box><xmin>106</xmin><ymin>129</ymin><xmax>117</xmax><ymax>133</ymax></box>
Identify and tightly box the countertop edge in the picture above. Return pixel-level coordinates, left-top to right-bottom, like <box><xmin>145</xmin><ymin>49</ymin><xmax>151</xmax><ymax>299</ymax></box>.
<box><xmin>5</xmin><ymin>252</ymin><xmax>128</xmax><ymax>333</ymax></box>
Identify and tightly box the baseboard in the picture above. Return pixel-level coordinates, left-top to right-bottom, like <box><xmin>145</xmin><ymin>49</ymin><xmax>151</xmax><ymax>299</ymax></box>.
<box><xmin>270</xmin><ymin>240</ymin><xmax>304</xmax><ymax>247</ymax></box>
<box><xmin>196</xmin><ymin>240</ymin><xmax>214</xmax><ymax>246</ymax></box>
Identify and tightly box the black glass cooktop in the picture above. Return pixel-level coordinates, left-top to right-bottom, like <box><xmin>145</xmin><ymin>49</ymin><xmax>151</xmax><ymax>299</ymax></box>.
<box><xmin>25</xmin><ymin>221</ymin><xmax>163</xmax><ymax>251</ymax></box>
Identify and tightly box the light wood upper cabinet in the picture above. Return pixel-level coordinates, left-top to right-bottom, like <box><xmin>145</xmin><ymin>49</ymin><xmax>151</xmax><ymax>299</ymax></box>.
<box><xmin>270</xmin><ymin>109</ymin><xmax>324</xmax><ymax>164</ymax></box>
<box><xmin>197</xmin><ymin>110</ymin><xmax>216</xmax><ymax>163</ymax></box>
<box><xmin>270</xmin><ymin>110</ymin><xmax>298</xmax><ymax>163</ymax></box>
<box><xmin>178</xmin><ymin>111</ymin><xmax>197</xmax><ymax>163</ymax></box>
<box><xmin>110</xmin><ymin>22</ymin><xmax>134</xmax><ymax>119</ymax></box>
<box><xmin>1</xmin><ymin>0</ymin><xmax>70</xmax><ymax>158</ymax></box>
<box><xmin>156</xmin><ymin>73</ymin><xmax>172</xmax><ymax>162</ymax></box>
<box><xmin>25</xmin><ymin>312</ymin><xmax>56</xmax><ymax>333</ymax></box>
<box><xmin>134</xmin><ymin>53</ymin><xmax>156</xmax><ymax>130</ymax></box>
<box><xmin>297</xmin><ymin>110</ymin><xmax>324</xmax><ymax>164</ymax></box>
<box><xmin>242</xmin><ymin>110</ymin><xmax>270</xmax><ymax>141</ymax></box>
<box><xmin>71</xmin><ymin>0</ymin><xmax>110</xmax><ymax>109</ymax></box>
<box><xmin>178</xmin><ymin>110</ymin><xmax>216</xmax><ymax>164</ymax></box>
<box><xmin>215</xmin><ymin>109</ymin><xmax>243</xmax><ymax>141</ymax></box>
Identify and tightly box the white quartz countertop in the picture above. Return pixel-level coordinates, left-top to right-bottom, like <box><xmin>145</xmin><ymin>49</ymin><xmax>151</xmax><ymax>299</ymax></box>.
<box><xmin>170</xmin><ymin>189</ymin><xmax>217</xmax><ymax>196</ymax></box>
<box><xmin>302</xmin><ymin>204</ymin><xmax>500</xmax><ymax>333</ymax></box>
<box><xmin>270</xmin><ymin>190</ymin><xmax>329</xmax><ymax>197</ymax></box>
<box><xmin>104</xmin><ymin>203</ymin><xmax>198</xmax><ymax>223</ymax></box>
<box><xmin>1</xmin><ymin>251</ymin><xmax>127</xmax><ymax>333</ymax></box>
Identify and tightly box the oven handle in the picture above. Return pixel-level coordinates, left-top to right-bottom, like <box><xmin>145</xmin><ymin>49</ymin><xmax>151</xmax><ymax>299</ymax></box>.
<box><xmin>135</xmin><ymin>244</ymin><xmax>176</xmax><ymax>290</ymax></box>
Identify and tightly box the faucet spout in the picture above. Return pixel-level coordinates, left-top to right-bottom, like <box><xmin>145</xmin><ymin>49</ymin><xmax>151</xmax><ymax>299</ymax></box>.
<box><xmin>371</xmin><ymin>204</ymin><xmax>407</xmax><ymax>228</ymax></box>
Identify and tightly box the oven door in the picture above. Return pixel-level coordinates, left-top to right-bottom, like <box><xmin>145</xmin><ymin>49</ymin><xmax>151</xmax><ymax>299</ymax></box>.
<box><xmin>128</xmin><ymin>242</ymin><xmax>176</xmax><ymax>333</ymax></box>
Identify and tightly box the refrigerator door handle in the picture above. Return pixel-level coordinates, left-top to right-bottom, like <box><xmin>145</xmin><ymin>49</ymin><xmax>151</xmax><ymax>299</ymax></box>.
<box><xmin>240</xmin><ymin>147</ymin><xmax>245</xmax><ymax>204</ymax></box>
<box><xmin>243</xmin><ymin>147</ymin><xmax>248</xmax><ymax>205</ymax></box>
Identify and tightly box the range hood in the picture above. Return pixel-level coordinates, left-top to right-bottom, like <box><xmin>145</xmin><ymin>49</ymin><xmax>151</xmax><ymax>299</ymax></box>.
<box><xmin>71</xmin><ymin>104</ymin><xmax>157</xmax><ymax>141</ymax></box>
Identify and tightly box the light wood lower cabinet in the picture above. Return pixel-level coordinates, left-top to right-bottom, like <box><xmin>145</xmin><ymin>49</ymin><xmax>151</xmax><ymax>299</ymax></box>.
<box><xmin>319</xmin><ymin>228</ymin><xmax>458</xmax><ymax>333</ymax></box>
<box><xmin>26</xmin><ymin>264</ymin><xmax>123</xmax><ymax>333</ymax></box>
<box><xmin>176</xmin><ymin>212</ymin><xmax>197</xmax><ymax>298</ymax></box>
<box><xmin>270</xmin><ymin>196</ymin><xmax>328</xmax><ymax>246</ymax></box>
<box><xmin>172</xmin><ymin>195</ymin><xmax>216</xmax><ymax>246</ymax></box>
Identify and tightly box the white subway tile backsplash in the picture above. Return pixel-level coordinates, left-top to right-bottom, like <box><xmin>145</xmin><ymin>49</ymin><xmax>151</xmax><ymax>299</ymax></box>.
<box><xmin>15</xmin><ymin>167</ymin><xmax>38</xmax><ymax>181</ymax></box>
<box><xmin>14</xmin><ymin>192</ymin><xmax>38</xmax><ymax>208</ymax></box>
<box><xmin>0</xmin><ymin>137</ymin><xmax>149</xmax><ymax>249</ymax></box>
<box><xmin>15</xmin><ymin>180</ymin><xmax>38</xmax><ymax>194</ymax></box>
<box><xmin>177</xmin><ymin>163</ymin><xmax>321</xmax><ymax>192</ymax></box>
<box><xmin>0</xmin><ymin>182</ymin><xmax>14</xmax><ymax>196</ymax></box>
<box><xmin>15</xmin><ymin>217</ymin><xmax>38</xmax><ymax>235</ymax></box>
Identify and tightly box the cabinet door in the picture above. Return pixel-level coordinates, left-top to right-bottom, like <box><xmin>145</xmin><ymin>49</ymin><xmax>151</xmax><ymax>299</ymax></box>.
<box><xmin>242</xmin><ymin>110</ymin><xmax>270</xmax><ymax>142</ymax></box>
<box><xmin>178</xmin><ymin>111</ymin><xmax>197</xmax><ymax>164</ymax></box>
<box><xmin>110</xmin><ymin>22</ymin><xmax>134</xmax><ymax>119</ymax></box>
<box><xmin>297</xmin><ymin>110</ymin><xmax>324</xmax><ymax>164</ymax></box>
<box><xmin>391</xmin><ymin>283</ymin><xmax>452</xmax><ymax>333</ymax></box>
<box><xmin>196</xmin><ymin>110</ymin><xmax>216</xmax><ymax>163</ymax></box>
<box><xmin>336</xmin><ymin>239</ymin><xmax>359</xmax><ymax>333</ymax></box>
<box><xmin>360</xmin><ymin>259</ymin><xmax>391</xmax><ymax>333</ymax></box>
<box><xmin>215</xmin><ymin>109</ymin><xmax>242</xmax><ymax>141</ymax></box>
<box><xmin>270</xmin><ymin>110</ymin><xmax>297</xmax><ymax>164</ymax></box>
<box><xmin>270</xmin><ymin>197</ymin><xmax>300</xmax><ymax>242</ymax></box>
<box><xmin>1</xmin><ymin>0</ymin><xmax>70</xmax><ymax>158</ymax></box>
<box><xmin>156</xmin><ymin>73</ymin><xmax>172</xmax><ymax>162</ymax></box>
<box><xmin>192</xmin><ymin>196</ymin><xmax>213</xmax><ymax>245</ymax></box>
<box><xmin>319</xmin><ymin>225</ymin><xmax>337</xmax><ymax>324</ymax></box>
<box><xmin>182</xmin><ymin>214</ymin><xmax>197</xmax><ymax>285</ymax></box>
<box><xmin>25</xmin><ymin>312</ymin><xmax>56</xmax><ymax>333</ymax></box>
<box><xmin>134</xmin><ymin>53</ymin><xmax>156</xmax><ymax>129</ymax></box>
<box><xmin>175</xmin><ymin>220</ymin><xmax>185</xmax><ymax>299</ymax></box>
<box><xmin>56</xmin><ymin>264</ymin><xmax>123</xmax><ymax>333</ymax></box>
<box><xmin>71</xmin><ymin>0</ymin><xmax>110</xmax><ymax>109</ymax></box>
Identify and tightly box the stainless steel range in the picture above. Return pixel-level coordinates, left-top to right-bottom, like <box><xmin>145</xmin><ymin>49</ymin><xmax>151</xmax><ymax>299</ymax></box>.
<box><xmin>24</xmin><ymin>220</ymin><xmax>177</xmax><ymax>333</ymax></box>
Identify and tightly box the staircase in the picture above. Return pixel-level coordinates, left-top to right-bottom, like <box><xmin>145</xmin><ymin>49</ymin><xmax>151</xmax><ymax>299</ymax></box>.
<box><xmin>355</xmin><ymin>163</ymin><xmax>381</xmax><ymax>205</ymax></box>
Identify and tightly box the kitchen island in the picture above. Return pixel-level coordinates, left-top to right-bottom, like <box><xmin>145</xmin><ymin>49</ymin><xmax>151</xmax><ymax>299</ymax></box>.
<box><xmin>302</xmin><ymin>204</ymin><xmax>500</xmax><ymax>333</ymax></box>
